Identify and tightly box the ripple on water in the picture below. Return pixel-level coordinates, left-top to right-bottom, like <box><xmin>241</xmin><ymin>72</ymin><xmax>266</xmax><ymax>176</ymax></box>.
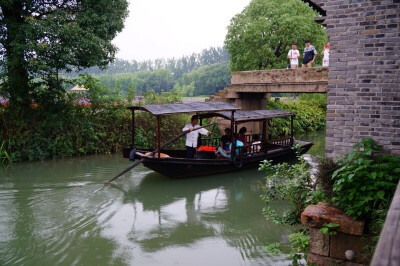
<box><xmin>0</xmin><ymin>139</ymin><xmax>327</xmax><ymax>266</ymax></box>
<box><xmin>66</xmin><ymin>181</ymin><xmax>92</xmax><ymax>187</ymax></box>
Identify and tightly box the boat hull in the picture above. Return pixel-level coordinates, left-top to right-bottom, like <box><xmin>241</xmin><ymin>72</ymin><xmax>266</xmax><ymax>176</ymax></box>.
<box><xmin>135</xmin><ymin>141</ymin><xmax>313</xmax><ymax>179</ymax></box>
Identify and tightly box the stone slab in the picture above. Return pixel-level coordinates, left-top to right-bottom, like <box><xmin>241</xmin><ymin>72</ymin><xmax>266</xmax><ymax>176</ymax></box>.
<box><xmin>301</xmin><ymin>203</ymin><xmax>365</xmax><ymax>235</ymax></box>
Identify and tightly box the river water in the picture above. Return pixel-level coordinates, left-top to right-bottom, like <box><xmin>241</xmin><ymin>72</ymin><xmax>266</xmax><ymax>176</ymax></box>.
<box><xmin>0</xmin><ymin>132</ymin><xmax>325</xmax><ymax>266</ymax></box>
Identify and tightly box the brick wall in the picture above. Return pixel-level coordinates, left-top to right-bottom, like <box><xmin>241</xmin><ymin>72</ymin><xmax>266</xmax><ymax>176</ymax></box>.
<box><xmin>309</xmin><ymin>0</ymin><xmax>400</xmax><ymax>157</ymax></box>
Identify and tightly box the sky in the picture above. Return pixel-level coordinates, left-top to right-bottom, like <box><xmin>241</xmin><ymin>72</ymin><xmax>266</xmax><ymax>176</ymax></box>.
<box><xmin>112</xmin><ymin>0</ymin><xmax>251</xmax><ymax>61</ymax></box>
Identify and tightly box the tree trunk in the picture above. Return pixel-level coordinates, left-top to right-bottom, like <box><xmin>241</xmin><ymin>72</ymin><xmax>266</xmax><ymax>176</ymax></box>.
<box><xmin>1</xmin><ymin>2</ymin><xmax>31</xmax><ymax>107</ymax></box>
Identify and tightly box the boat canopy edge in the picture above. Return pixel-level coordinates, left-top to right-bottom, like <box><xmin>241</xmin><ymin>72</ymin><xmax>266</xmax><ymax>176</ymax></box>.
<box><xmin>214</xmin><ymin>109</ymin><xmax>295</xmax><ymax>122</ymax></box>
<box><xmin>127</xmin><ymin>101</ymin><xmax>240</xmax><ymax>115</ymax></box>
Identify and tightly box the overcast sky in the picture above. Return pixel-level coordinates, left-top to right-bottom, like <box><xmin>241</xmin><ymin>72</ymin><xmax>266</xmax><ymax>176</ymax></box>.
<box><xmin>112</xmin><ymin>0</ymin><xmax>251</xmax><ymax>61</ymax></box>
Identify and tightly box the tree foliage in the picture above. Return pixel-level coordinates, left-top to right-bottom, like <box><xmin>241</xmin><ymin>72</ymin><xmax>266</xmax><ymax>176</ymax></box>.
<box><xmin>266</xmin><ymin>98</ymin><xmax>326</xmax><ymax>138</ymax></box>
<box><xmin>94</xmin><ymin>68</ymin><xmax>175</xmax><ymax>94</ymax></box>
<box><xmin>82</xmin><ymin>61</ymin><xmax>231</xmax><ymax>97</ymax></box>
<box><xmin>177</xmin><ymin>62</ymin><xmax>231</xmax><ymax>96</ymax></box>
<box><xmin>0</xmin><ymin>0</ymin><xmax>128</xmax><ymax>106</ymax></box>
<box><xmin>225</xmin><ymin>0</ymin><xmax>328</xmax><ymax>71</ymax></box>
<box><xmin>65</xmin><ymin>46</ymin><xmax>230</xmax><ymax>79</ymax></box>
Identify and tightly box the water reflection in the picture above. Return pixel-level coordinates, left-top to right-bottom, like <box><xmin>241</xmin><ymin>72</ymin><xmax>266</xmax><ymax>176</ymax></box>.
<box><xmin>296</xmin><ymin>131</ymin><xmax>326</xmax><ymax>157</ymax></box>
<box><xmin>104</xmin><ymin>169</ymin><xmax>292</xmax><ymax>265</ymax></box>
<box><xmin>0</xmin><ymin>131</ymin><xmax>325</xmax><ymax>265</ymax></box>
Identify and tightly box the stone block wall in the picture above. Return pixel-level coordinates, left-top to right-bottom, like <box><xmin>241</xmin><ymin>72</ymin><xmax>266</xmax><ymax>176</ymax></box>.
<box><xmin>302</xmin><ymin>203</ymin><xmax>370</xmax><ymax>265</ymax></box>
<box><xmin>310</xmin><ymin>0</ymin><xmax>400</xmax><ymax>157</ymax></box>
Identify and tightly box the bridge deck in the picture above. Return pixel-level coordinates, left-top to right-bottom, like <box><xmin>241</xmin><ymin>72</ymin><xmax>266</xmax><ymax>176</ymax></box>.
<box><xmin>209</xmin><ymin>67</ymin><xmax>328</xmax><ymax>102</ymax></box>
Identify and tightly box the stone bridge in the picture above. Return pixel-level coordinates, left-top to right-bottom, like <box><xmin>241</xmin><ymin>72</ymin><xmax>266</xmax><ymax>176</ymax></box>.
<box><xmin>208</xmin><ymin>67</ymin><xmax>328</xmax><ymax>134</ymax></box>
<box><xmin>209</xmin><ymin>67</ymin><xmax>328</xmax><ymax>111</ymax></box>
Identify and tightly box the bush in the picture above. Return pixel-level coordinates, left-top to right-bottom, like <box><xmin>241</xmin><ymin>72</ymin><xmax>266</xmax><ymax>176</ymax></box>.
<box><xmin>260</xmin><ymin>139</ymin><xmax>400</xmax><ymax>264</ymax></box>
<box><xmin>260</xmin><ymin>146</ymin><xmax>325</xmax><ymax>264</ymax></box>
<box><xmin>332</xmin><ymin>139</ymin><xmax>400</xmax><ymax>220</ymax></box>
<box><xmin>316</xmin><ymin>157</ymin><xmax>339</xmax><ymax>199</ymax></box>
<box><xmin>260</xmin><ymin>148</ymin><xmax>323</xmax><ymax>226</ymax></box>
<box><xmin>266</xmin><ymin>98</ymin><xmax>326</xmax><ymax>138</ymax></box>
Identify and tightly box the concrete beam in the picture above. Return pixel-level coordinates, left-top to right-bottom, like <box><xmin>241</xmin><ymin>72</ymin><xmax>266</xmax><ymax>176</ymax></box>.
<box><xmin>228</xmin><ymin>83</ymin><xmax>327</xmax><ymax>94</ymax></box>
<box><xmin>231</xmin><ymin>67</ymin><xmax>328</xmax><ymax>86</ymax></box>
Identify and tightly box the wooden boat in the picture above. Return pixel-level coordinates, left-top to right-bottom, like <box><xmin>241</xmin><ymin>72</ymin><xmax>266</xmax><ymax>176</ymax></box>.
<box><xmin>122</xmin><ymin>101</ymin><xmax>313</xmax><ymax>179</ymax></box>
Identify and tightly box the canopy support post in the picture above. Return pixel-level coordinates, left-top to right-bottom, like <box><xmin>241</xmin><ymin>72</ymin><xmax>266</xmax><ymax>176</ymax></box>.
<box><xmin>290</xmin><ymin>115</ymin><xmax>294</xmax><ymax>146</ymax></box>
<box><xmin>199</xmin><ymin>113</ymin><xmax>202</xmax><ymax>126</ymax></box>
<box><xmin>198</xmin><ymin>113</ymin><xmax>202</xmax><ymax>147</ymax></box>
<box><xmin>157</xmin><ymin>116</ymin><xmax>161</xmax><ymax>158</ymax></box>
<box><xmin>262</xmin><ymin>120</ymin><xmax>267</xmax><ymax>143</ymax></box>
<box><xmin>231</xmin><ymin>111</ymin><xmax>236</xmax><ymax>160</ymax></box>
<box><xmin>131</xmin><ymin>109</ymin><xmax>135</xmax><ymax>149</ymax></box>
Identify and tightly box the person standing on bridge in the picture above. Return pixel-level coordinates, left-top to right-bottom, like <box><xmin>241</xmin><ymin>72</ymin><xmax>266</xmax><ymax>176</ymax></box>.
<box><xmin>302</xmin><ymin>40</ymin><xmax>317</xmax><ymax>68</ymax></box>
<box><xmin>287</xmin><ymin>43</ymin><xmax>300</xmax><ymax>69</ymax></box>
<box><xmin>321</xmin><ymin>42</ymin><xmax>330</xmax><ymax>67</ymax></box>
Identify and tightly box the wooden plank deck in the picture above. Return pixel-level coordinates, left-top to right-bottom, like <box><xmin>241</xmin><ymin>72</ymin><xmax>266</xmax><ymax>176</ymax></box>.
<box><xmin>371</xmin><ymin>180</ymin><xmax>400</xmax><ymax>266</ymax></box>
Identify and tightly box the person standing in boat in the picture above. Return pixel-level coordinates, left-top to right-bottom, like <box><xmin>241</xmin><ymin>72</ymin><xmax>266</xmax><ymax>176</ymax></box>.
<box><xmin>183</xmin><ymin>115</ymin><xmax>212</xmax><ymax>158</ymax></box>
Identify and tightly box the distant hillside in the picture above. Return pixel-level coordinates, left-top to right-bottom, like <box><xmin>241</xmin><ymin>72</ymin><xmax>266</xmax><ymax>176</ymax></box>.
<box><xmin>69</xmin><ymin>46</ymin><xmax>231</xmax><ymax>97</ymax></box>
<box><xmin>64</xmin><ymin>46</ymin><xmax>229</xmax><ymax>80</ymax></box>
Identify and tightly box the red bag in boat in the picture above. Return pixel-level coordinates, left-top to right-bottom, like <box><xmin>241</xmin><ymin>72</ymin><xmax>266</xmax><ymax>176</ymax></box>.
<box><xmin>197</xmin><ymin>146</ymin><xmax>216</xmax><ymax>152</ymax></box>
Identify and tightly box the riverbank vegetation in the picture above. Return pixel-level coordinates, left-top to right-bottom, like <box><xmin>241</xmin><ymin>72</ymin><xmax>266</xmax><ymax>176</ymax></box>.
<box><xmin>0</xmin><ymin>75</ymin><xmax>188</xmax><ymax>163</ymax></box>
<box><xmin>0</xmin><ymin>76</ymin><xmax>327</xmax><ymax>165</ymax></box>
<box><xmin>260</xmin><ymin>140</ymin><xmax>400</xmax><ymax>264</ymax></box>
<box><xmin>267</xmin><ymin>94</ymin><xmax>327</xmax><ymax>138</ymax></box>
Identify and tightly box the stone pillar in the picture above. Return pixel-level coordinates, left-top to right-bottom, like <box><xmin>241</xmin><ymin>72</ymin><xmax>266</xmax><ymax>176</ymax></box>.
<box><xmin>301</xmin><ymin>202</ymin><xmax>370</xmax><ymax>265</ymax></box>
<box><xmin>232</xmin><ymin>92</ymin><xmax>269</xmax><ymax>135</ymax></box>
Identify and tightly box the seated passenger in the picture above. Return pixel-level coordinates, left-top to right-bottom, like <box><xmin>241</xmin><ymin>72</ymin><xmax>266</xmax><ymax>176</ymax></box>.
<box><xmin>217</xmin><ymin>133</ymin><xmax>244</xmax><ymax>158</ymax></box>
<box><xmin>220</xmin><ymin>128</ymin><xmax>231</xmax><ymax>152</ymax></box>
<box><xmin>238</xmin><ymin>127</ymin><xmax>248</xmax><ymax>146</ymax></box>
<box><xmin>251</xmin><ymin>135</ymin><xmax>262</xmax><ymax>151</ymax></box>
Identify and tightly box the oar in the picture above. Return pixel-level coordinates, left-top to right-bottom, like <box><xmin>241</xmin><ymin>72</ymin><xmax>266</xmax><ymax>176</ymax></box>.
<box><xmin>104</xmin><ymin>122</ymin><xmax>215</xmax><ymax>185</ymax></box>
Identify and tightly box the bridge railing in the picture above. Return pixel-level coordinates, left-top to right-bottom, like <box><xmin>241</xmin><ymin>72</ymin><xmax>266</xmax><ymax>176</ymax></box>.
<box><xmin>371</xmin><ymin>180</ymin><xmax>400</xmax><ymax>265</ymax></box>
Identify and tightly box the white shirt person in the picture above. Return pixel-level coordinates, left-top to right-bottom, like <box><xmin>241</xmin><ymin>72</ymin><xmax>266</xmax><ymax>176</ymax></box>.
<box><xmin>182</xmin><ymin>115</ymin><xmax>211</xmax><ymax>158</ymax></box>
<box><xmin>287</xmin><ymin>43</ymin><xmax>300</xmax><ymax>69</ymax></box>
<box><xmin>321</xmin><ymin>42</ymin><xmax>330</xmax><ymax>67</ymax></box>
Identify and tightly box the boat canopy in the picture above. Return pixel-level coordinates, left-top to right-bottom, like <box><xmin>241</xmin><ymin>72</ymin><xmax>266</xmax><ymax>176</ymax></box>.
<box><xmin>128</xmin><ymin>101</ymin><xmax>240</xmax><ymax>115</ymax></box>
<box><xmin>216</xmin><ymin>109</ymin><xmax>294</xmax><ymax>122</ymax></box>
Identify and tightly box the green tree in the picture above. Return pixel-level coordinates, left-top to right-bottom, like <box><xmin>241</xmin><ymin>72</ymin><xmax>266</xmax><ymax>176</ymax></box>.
<box><xmin>178</xmin><ymin>62</ymin><xmax>231</xmax><ymax>96</ymax></box>
<box><xmin>0</xmin><ymin>0</ymin><xmax>128</xmax><ymax>106</ymax></box>
<box><xmin>225</xmin><ymin>0</ymin><xmax>327</xmax><ymax>71</ymax></box>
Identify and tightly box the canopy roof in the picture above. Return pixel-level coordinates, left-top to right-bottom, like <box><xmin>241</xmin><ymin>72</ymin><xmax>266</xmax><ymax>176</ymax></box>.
<box><xmin>217</xmin><ymin>109</ymin><xmax>294</xmax><ymax>122</ymax></box>
<box><xmin>70</xmin><ymin>85</ymin><xmax>87</xmax><ymax>92</ymax></box>
<box><xmin>128</xmin><ymin>101</ymin><xmax>240</xmax><ymax>115</ymax></box>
